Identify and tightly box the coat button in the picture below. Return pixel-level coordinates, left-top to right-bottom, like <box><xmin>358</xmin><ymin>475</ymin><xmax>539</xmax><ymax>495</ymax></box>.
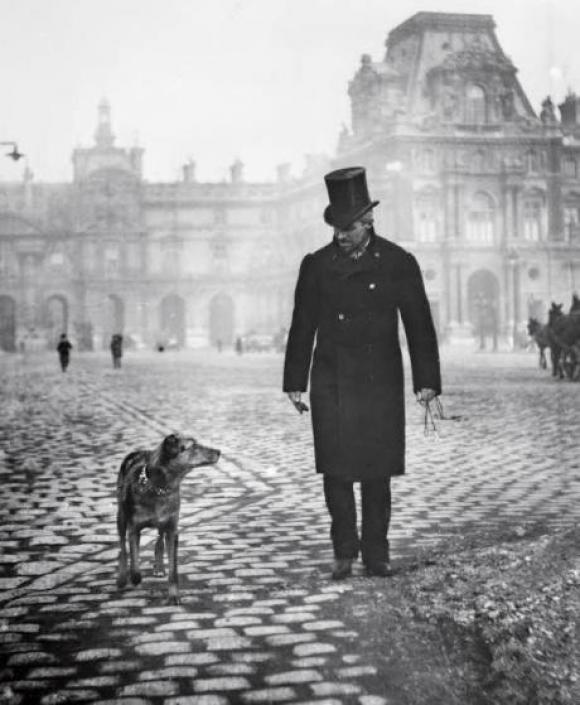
<box><xmin>338</xmin><ymin>313</ymin><xmax>345</xmax><ymax>321</ymax></box>
<box><xmin>374</xmin><ymin>252</ymin><xmax>380</xmax><ymax>258</ymax></box>
<box><xmin>369</xmin><ymin>283</ymin><xmax>376</xmax><ymax>290</ymax></box>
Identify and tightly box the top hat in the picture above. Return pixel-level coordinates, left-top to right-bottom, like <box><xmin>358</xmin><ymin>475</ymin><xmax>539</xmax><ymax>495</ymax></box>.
<box><xmin>323</xmin><ymin>166</ymin><xmax>379</xmax><ymax>229</ymax></box>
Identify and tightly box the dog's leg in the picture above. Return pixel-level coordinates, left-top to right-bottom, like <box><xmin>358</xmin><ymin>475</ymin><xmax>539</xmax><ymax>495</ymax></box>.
<box><xmin>166</xmin><ymin>528</ymin><xmax>179</xmax><ymax>605</ymax></box>
<box><xmin>117</xmin><ymin>509</ymin><xmax>128</xmax><ymax>589</ymax></box>
<box><xmin>129</xmin><ymin>526</ymin><xmax>142</xmax><ymax>586</ymax></box>
<box><xmin>153</xmin><ymin>532</ymin><xmax>165</xmax><ymax>576</ymax></box>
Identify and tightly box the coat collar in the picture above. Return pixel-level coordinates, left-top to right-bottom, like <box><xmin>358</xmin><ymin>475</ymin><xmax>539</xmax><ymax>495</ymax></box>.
<box><xmin>327</xmin><ymin>229</ymin><xmax>381</xmax><ymax>276</ymax></box>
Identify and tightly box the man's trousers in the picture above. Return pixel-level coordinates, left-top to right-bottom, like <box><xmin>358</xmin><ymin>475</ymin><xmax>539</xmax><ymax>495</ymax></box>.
<box><xmin>322</xmin><ymin>475</ymin><xmax>391</xmax><ymax>564</ymax></box>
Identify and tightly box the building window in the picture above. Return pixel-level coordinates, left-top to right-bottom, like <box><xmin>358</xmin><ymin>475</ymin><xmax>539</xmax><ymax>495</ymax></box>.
<box><xmin>414</xmin><ymin>190</ymin><xmax>439</xmax><ymax>242</ymax></box>
<box><xmin>523</xmin><ymin>193</ymin><xmax>544</xmax><ymax>241</ymax></box>
<box><xmin>49</xmin><ymin>252</ymin><xmax>65</xmax><ymax>267</ymax></box>
<box><xmin>465</xmin><ymin>84</ymin><xmax>487</xmax><ymax>124</ymax></box>
<box><xmin>416</xmin><ymin>148</ymin><xmax>436</xmax><ymax>173</ymax></box>
<box><xmin>127</xmin><ymin>242</ymin><xmax>141</xmax><ymax>270</ymax></box>
<box><xmin>104</xmin><ymin>246</ymin><xmax>120</xmax><ymax>276</ymax></box>
<box><xmin>160</xmin><ymin>237</ymin><xmax>182</xmax><ymax>275</ymax></box>
<box><xmin>526</xmin><ymin>149</ymin><xmax>541</xmax><ymax>173</ymax></box>
<box><xmin>85</xmin><ymin>242</ymin><xmax>98</xmax><ymax>271</ymax></box>
<box><xmin>467</xmin><ymin>192</ymin><xmax>495</xmax><ymax>243</ymax></box>
<box><xmin>563</xmin><ymin>157</ymin><xmax>577</xmax><ymax>178</ymax></box>
<box><xmin>564</xmin><ymin>205</ymin><xmax>580</xmax><ymax>241</ymax></box>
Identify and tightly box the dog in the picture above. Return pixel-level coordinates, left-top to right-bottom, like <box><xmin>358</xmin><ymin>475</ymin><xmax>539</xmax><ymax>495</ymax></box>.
<box><xmin>116</xmin><ymin>432</ymin><xmax>220</xmax><ymax>604</ymax></box>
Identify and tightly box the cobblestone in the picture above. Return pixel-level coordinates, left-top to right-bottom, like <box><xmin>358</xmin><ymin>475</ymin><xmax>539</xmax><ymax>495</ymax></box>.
<box><xmin>0</xmin><ymin>349</ymin><xmax>578</xmax><ymax>704</ymax></box>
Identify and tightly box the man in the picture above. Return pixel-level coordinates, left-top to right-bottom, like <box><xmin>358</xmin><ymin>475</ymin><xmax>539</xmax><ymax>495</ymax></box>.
<box><xmin>57</xmin><ymin>333</ymin><xmax>72</xmax><ymax>372</ymax></box>
<box><xmin>110</xmin><ymin>334</ymin><xmax>123</xmax><ymax>369</ymax></box>
<box><xmin>283</xmin><ymin>166</ymin><xmax>441</xmax><ymax>579</ymax></box>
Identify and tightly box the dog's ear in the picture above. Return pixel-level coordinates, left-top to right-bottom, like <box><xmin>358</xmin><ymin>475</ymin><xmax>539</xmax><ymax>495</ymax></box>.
<box><xmin>162</xmin><ymin>434</ymin><xmax>181</xmax><ymax>460</ymax></box>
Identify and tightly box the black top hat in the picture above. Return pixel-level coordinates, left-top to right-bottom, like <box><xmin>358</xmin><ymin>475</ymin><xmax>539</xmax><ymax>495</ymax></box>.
<box><xmin>323</xmin><ymin>166</ymin><xmax>379</xmax><ymax>229</ymax></box>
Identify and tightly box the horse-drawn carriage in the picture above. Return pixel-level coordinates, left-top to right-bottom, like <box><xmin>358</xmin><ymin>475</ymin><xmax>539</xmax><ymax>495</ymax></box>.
<box><xmin>528</xmin><ymin>294</ymin><xmax>580</xmax><ymax>380</ymax></box>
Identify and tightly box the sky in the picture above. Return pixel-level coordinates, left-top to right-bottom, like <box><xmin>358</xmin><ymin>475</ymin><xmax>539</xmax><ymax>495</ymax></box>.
<box><xmin>0</xmin><ymin>0</ymin><xmax>578</xmax><ymax>184</ymax></box>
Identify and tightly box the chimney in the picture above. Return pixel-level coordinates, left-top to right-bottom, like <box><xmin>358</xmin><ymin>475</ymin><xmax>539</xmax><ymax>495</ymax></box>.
<box><xmin>230</xmin><ymin>159</ymin><xmax>244</xmax><ymax>184</ymax></box>
<box><xmin>276</xmin><ymin>163</ymin><xmax>291</xmax><ymax>183</ymax></box>
<box><xmin>559</xmin><ymin>92</ymin><xmax>580</xmax><ymax>126</ymax></box>
<box><xmin>182</xmin><ymin>159</ymin><xmax>197</xmax><ymax>183</ymax></box>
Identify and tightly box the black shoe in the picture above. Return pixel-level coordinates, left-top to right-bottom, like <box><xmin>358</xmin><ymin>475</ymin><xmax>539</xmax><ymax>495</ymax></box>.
<box><xmin>364</xmin><ymin>561</ymin><xmax>392</xmax><ymax>577</ymax></box>
<box><xmin>331</xmin><ymin>559</ymin><xmax>353</xmax><ymax>580</ymax></box>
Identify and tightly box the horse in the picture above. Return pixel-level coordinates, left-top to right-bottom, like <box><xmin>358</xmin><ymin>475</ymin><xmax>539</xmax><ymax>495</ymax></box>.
<box><xmin>548</xmin><ymin>301</ymin><xmax>580</xmax><ymax>380</ymax></box>
<box><xmin>527</xmin><ymin>317</ymin><xmax>549</xmax><ymax>369</ymax></box>
<box><xmin>547</xmin><ymin>303</ymin><xmax>566</xmax><ymax>379</ymax></box>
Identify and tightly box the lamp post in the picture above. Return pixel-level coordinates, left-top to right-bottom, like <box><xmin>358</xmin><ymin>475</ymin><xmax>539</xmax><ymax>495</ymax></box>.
<box><xmin>507</xmin><ymin>248</ymin><xmax>519</xmax><ymax>350</ymax></box>
<box><xmin>0</xmin><ymin>142</ymin><xmax>24</xmax><ymax>161</ymax></box>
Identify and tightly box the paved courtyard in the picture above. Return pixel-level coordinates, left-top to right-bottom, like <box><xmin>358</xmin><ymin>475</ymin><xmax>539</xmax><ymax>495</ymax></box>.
<box><xmin>0</xmin><ymin>346</ymin><xmax>578</xmax><ymax>705</ymax></box>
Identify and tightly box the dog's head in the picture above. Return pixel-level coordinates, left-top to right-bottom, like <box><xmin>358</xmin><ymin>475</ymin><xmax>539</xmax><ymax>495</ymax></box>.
<box><xmin>148</xmin><ymin>433</ymin><xmax>221</xmax><ymax>489</ymax></box>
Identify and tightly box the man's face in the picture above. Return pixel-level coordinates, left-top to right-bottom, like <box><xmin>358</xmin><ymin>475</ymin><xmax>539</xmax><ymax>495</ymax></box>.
<box><xmin>334</xmin><ymin>216</ymin><xmax>372</xmax><ymax>255</ymax></box>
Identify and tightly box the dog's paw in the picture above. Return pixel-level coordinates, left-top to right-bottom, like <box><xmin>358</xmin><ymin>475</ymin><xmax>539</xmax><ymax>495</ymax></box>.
<box><xmin>130</xmin><ymin>571</ymin><xmax>142</xmax><ymax>586</ymax></box>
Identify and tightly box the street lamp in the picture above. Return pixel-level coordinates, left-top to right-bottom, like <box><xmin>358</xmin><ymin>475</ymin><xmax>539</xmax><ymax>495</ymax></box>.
<box><xmin>507</xmin><ymin>248</ymin><xmax>519</xmax><ymax>350</ymax></box>
<box><xmin>0</xmin><ymin>142</ymin><xmax>24</xmax><ymax>161</ymax></box>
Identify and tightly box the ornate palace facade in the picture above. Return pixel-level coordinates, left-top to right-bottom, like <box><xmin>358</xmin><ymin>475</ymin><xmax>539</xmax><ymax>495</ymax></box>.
<box><xmin>1</xmin><ymin>11</ymin><xmax>580</xmax><ymax>351</ymax></box>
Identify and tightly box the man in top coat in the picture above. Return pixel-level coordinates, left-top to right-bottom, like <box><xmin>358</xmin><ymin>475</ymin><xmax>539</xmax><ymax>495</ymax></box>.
<box><xmin>283</xmin><ymin>166</ymin><xmax>441</xmax><ymax>579</ymax></box>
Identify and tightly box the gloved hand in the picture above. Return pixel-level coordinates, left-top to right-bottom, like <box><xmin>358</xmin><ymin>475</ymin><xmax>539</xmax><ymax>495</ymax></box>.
<box><xmin>287</xmin><ymin>391</ymin><xmax>309</xmax><ymax>414</ymax></box>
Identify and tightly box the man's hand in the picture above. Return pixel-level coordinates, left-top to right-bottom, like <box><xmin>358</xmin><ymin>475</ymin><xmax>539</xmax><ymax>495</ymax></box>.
<box><xmin>287</xmin><ymin>391</ymin><xmax>309</xmax><ymax>414</ymax></box>
<box><xmin>416</xmin><ymin>388</ymin><xmax>438</xmax><ymax>403</ymax></box>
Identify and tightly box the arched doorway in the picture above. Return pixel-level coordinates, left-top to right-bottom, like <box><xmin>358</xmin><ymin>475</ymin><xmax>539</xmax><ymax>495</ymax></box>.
<box><xmin>103</xmin><ymin>294</ymin><xmax>125</xmax><ymax>348</ymax></box>
<box><xmin>45</xmin><ymin>295</ymin><xmax>69</xmax><ymax>347</ymax></box>
<box><xmin>160</xmin><ymin>294</ymin><xmax>185</xmax><ymax>347</ymax></box>
<box><xmin>209</xmin><ymin>293</ymin><xmax>234</xmax><ymax>346</ymax></box>
<box><xmin>467</xmin><ymin>270</ymin><xmax>500</xmax><ymax>349</ymax></box>
<box><xmin>0</xmin><ymin>295</ymin><xmax>16</xmax><ymax>352</ymax></box>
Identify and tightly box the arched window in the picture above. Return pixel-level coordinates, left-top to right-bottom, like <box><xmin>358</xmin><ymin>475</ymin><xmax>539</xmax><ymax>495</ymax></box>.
<box><xmin>465</xmin><ymin>84</ymin><xmax>487</xmax><ymax>124</ymax></box>
<box><xmin>523</xmin><ymin>190</ymin><xmax>545</xmax><ymax>242</ymax></box>
<box><xmin>467</xmin><ymin>192</ymin><xmax>495</xmax><ymax>243</ymax></box>
<box><xmin>414</xmin><ymin>189</ymin><xmax>439</xmax><ymax>242</ymax></box>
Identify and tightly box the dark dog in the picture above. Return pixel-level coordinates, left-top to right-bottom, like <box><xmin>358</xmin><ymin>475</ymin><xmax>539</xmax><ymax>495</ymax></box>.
<box><xmin>116</xmin><ymin>433</ymin><xmax>220</xmax><ymax>604</ymax></box>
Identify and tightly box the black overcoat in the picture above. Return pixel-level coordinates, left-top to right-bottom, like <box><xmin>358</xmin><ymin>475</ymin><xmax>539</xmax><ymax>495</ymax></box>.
<box><xmin>283</xmin><ymin>232</ymin><xmax>441</xmax><ymax>481</ymax></box>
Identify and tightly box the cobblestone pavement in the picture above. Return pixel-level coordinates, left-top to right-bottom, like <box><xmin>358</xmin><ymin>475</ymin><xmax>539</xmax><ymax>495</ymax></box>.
<box><xmin>0</xmin><ymin>347</ymin><xmax>578</xmax><ymax>705</ymax></box>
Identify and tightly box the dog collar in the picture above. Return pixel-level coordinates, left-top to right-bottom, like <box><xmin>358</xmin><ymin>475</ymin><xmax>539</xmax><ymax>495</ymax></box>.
<box><xmin>137</xmin><ymin>465</ymin><xmax>170</xmax><ymax>497</ymax></box>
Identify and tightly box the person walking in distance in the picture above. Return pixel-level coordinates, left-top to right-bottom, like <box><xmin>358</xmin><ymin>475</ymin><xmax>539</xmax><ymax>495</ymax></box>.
<box><xmin>57</xmin><ymin>333</ymin><xmax>72</xmax><ymax>372</ymax></box>
<box><xmin>283</xmin><ymin>166</ymin><xmax>441</xmax><ymax>579</ymax></box>
<box><xmin>110</xmin><ymin>334</ymin><xmax>123</xmax><ymax>369</ymax></box>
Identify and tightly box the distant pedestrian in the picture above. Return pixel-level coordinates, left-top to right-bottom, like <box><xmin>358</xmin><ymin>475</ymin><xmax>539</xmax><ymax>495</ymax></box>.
<box><xmin>110</xmin><ymin>334</ymin><xmax>123</xmax><ymax>369</ymax></box>
<box><xmin>57</xmin><ymin>333</ymin><xmax>72</xmax><ymax>372</ymax></box>
<box><xmin>216</xmin><ymin>339</ymin><xmax>223</xmax><ymax>353</ymax></box>
<box><xmin>235</xmin><ymin>336</ymin><xmax>243</xmax><ymax>355</ymax></box>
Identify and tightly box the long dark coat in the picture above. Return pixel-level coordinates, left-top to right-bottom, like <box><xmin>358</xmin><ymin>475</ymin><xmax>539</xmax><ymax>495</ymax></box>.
<box><xmin>283</xmin><ymin>231</ymin><xmax>441</xmax><ymax>481</ymax></box>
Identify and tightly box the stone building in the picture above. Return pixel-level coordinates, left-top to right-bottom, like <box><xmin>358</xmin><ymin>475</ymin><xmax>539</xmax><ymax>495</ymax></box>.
<box><xmin>0</xmin><ymin>100</ymin><xmax>293</xmax><ymax>351</ymax></box>
<box><xmin>317</xmin><ymin>11</ymin><xmax>580</xmax><ymax>345</ymax></box>
<box><xmin>1</xmin><ymin>11</ymin><xmax>580</xmax><ymax>352</ymax></box>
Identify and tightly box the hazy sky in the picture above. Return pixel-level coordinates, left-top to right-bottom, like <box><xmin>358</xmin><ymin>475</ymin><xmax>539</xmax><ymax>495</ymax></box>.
<box><xmin>0</xmin><ymin>0</ymin><xmax>577</xmax><ymax>184</ymax></box>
